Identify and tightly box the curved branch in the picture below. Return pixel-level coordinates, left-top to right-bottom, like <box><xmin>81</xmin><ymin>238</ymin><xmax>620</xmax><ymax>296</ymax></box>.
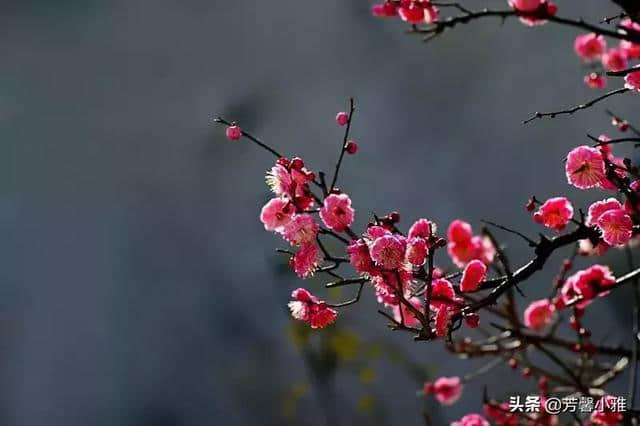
<box><xmin>523</xmin><ymin>88</ymin><xmax>630</xmax><ymax>124</ymax></box>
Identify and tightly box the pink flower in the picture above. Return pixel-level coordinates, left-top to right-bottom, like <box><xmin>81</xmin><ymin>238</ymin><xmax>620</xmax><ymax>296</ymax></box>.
<box><xmin>370</xmin><ymin>235</ymin><xmax>406</xmax><ymax>269</ymax></box>
<box><xmin>365</xmin><ymin>225</ymin><xmax>391</xmax><ymax>240</ymax></box>
<box><xmin>515</xmin><ymin>0</ymin><xmax>556</xmax><ymax>26</ymax></box>
<box><xmin>620</xmin><ymin>19</ymin><xmax>640</xmax><ymax>58</ymax></box>
<box><xmin>406</xmin><ymin>237</ymin><xmax>428</xmax><ymax>266</ymax></box>
<box><xmin>424</xmin><ymin>376</ymin><xmax>464</xmax><ymax>405</ymax></box>
<box><xmin>260</xmin><ymin>198</ymin><xmax>293</xmax><ymax>232</ymax></box>
<box><xmin>597</xmin><ymin>209</ymin><xmax>633</xmax><ymax>246</ymax></box>
<box><xmin>409</xmin><ymin>218</ymin><xmax>437</xmax><ymax>240</ymax></box>
<box><xmin>565</xmin><ymin>146</ymin><xmax>606</xmax><ymax>189</ymax></box>
<box><xmin>430</xmin><ymin>278</ymin><xmax>462</xmax><ymax>311</ymax></box>
<box><xmin>508</xmin><ymin>0</ymin><xmax>541</xmax><ymax>12</ymax></box>
<box><xmin>335</xmin><ymin>111</ymin><xmax>349</xmax><ymax>126</ymax></box>
<box><xmin>288</xmin><ymin>288</ymin><xmax>337</xmax><ymax>329</ymax></box>
<box><xmin>265</xmin><ymin>163</ymin><xmax>293</xmax><ymax>196</ymax></box>
<box><xmin>448</xmin><ymin>235</ymin><xmax>495</xmax><ymax>268</ymax></box>
<box><xmin>451</xmin><ymin>414</ymin><xmax>490</xmax><ymax>426</ymax></box>
<box><xmin>587</xmin><ymin>198</ymin><xmax>623</xmax><ymax>227</ymax></box>
<box><xmin>601</xmin><ymin>48</ymin><xmax>628</xmax><ymax>72</ymax></box>
<box><xmin>533</xmin><ymin>197</ymin><xmax>574</xmax><ymax>231</ymax></box>
<box><xmin>290</xmin><ymin>243</ymin><xmax>321</xmax><ymax>278</ymax></box>
<box><xmin>574</xmin><ymin>33</ymin><xmax>606</xmax><ymax>61</ymax></box>
<box><xmin>523</xmin><ymin>299</ymin><xmax>555</xmax><ymax>331</ymax></box>
<box><xmin>371</xmin><ymin>2</ymin><xmax>398</xmax><ymax>17</ymax></box>
<box><xmin>282</xmin><ymin>214</ymin><xmax>319</xmax><ymax>246</ymax></box>
<box><xmin>447</xmin><ymin>220</ymin><xmax>473</xmax><ymax>243</ymax></box>
<box><xmin>560</xmin><ymin>265</ymin><xmax>616</xmax><ymax>308</ymax></box>
<box><xmin>584</xmin><ymin>73</ymin><xmax>607</xmax><ymax>89</ymax></box>
<box><xmin>398</xmin><ymin>2</ymin><xmax>439</xmax><ymax>24</ymax></box>
<box><xmin>225</xmin><ymin>125</ymin><xmax>242</xmax><ymax>141</ymax></box>
<box><xmin>393</xmin><ymin>296</ymin><xmax>422</xmax><ymax>327</ymax></box>
<box><xmin>460</xmin><ymin>260</ymin><xmax>487</xmax><ymax>292</ymax></box>
<box><xmin>620</xmin><ymin>40</ymin><xmax>640</xmax><ymax>59</ymax></box>
<box><xmin>347</xmin><ymin>239</ymin><xmax>376</xmax><ymax>275</ymax></box>
<box><xmin>625</xmin><ymin>71</ymin><xmax>640</xmax><ymax>92</ymax></box>
<box><xmin>319</xmin><ymin>193</ymin><xmax>355</xmax><ymax>232</ymax></box>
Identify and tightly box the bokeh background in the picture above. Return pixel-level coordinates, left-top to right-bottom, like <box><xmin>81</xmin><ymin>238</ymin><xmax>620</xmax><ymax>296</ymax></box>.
<box><xmin>2</xmin><ymin>0</ymin><xmax>639</xmax><ymax>425</ymax></box>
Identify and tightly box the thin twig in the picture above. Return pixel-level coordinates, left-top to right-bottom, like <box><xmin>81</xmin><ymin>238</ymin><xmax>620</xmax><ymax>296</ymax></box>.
<box><xmin>523</xmin><ymin>88</ymin><xmax>630</xmax><ymax>124</ymax></box>
<box><xmin>213</xmin><ymin>117</ymin><xmax>283</xmax><ymax>158</ymax></box>
<box><xmin>330</xmin><ymin>98</ymin><xmax>355</xmax><ymax>191</ymax></box>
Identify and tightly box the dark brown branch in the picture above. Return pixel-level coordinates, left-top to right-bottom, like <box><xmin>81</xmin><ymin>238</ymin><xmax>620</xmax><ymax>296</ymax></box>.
<box><xmin>409</xmin><ymin>7</ymin><xmax>640</xmax><ymax>44</ymax></box>
<box><xmin>455</xmin><ymin>224</ymin><xmax>599</xmax><ymax>322</ymax></box>
<box><xmin>327</xmin><ymin>282</ymin><xmax>365</xmax><ymax>307</ymax></box>
<box><xmin>523</xmin><ymin>88</ymin><xmax>630</xmax><ymax>124</ymax></box>
<box><xmin>607</xmin><ymin>65</ymin><xmax>640</xmax><ymax>77</ymax></box>
<box><xmin>330</xmin><ymin>98</ymin><xmax>355</xmax><ymax>191</ymax></box>
<box><xmin>588</xmin><ymin>133</ymin><xmax>640</xmax><ymax>146</ymax></box>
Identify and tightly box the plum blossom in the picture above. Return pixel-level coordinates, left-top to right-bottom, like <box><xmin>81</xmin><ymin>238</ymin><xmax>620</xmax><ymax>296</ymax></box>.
<box><xmin>448</xmin><ymin>219</ymin><xmax>473</xmax><ymax>243</ymax></box>
<box><xmin>451</xmin><ymin>414</ymin><xmax>490</xmax><ymax>426</ymax></box>
<box><xmin>446</xmin><ymin>220</ymin><xmax>495</xmax><ymax>267</ymax></box>
<box><xmin>533</xmin><ymin>197</ymin><xmax>574</xmax><ymax>231</ymax></box>
<box><xmin>288</xmin><ymin>288</ymin><xmax>337</xmax><ymax>329</ymax></box>
<box><xmin>601</xmin><ymin>48</ymin><xmax>628</xmax><ymax>72</ymax></box>
<box><xmin>347</xmin><ymin>239</ymin><xmax>376</xmax><ymax>276</ymax></box>
<box><xmin>587</xmin><ymin>198</ymin><xmax>622</xmax><ymax>227</ymax></box>
<box><xmin>508</xmin><ymin>0</ymin><xmax>540</xmax><ymax>11</ymax></box>
<box><xmin>406</xmin><ymin>237</ymin><xmax>428</xmax><ymax>266</ymax></box>
<box><xmin>448</xmin><ymin>235</ymin><xmax>495</xmax><ymax>268</ymax></box>
<box><xmin>559</xmin><ymin>265</ymin><xmax>616</xmax><ymax>308</ymax></box>
<box><xmin>424</xmin><ymin>376</ymin><xmax>464</xmax><ymax>405</ymax></box>
<box><xmin>584</xmin><ymin>73</ymin><xmax>606</xmax><ymax>89</ymax></box>
<box><xmin>620</xmin><ymin>19</ymin><xmax>640</xmax><ymax>58</ymax></box>
<box><xmin>430</xmin><ymin>278</ymin><xmax>461</xmax><ymax>311</ymax></box>
<box><xmin>225</xmin><ymin>125</ymin><xmax>242</xmax><ymax>141</ymax></box>
<box><xmin>371</xmin><ymin>2</ymin><xmax>398</xmax><ymax>17</ymax></box>
<box><xmin>266</xmin><ymin>163</ymin><xmax>293</xmax><ymax>196</ymax></box>
<box><xmin>291</xmin><ymin>243</ymin><xmax>321</xmax><ymax>278</ymax></box>
<box><xmin>319</xmin><ymin>193</ymin><xmax>355</xmax><ymax>232</ymax></box>
<box><xmin>523</xmin><ymin>299</ymin><xmax>555</xmax><ymax>331</ymax></box>
<box><xmin>597</xmin><ymin>209</ymin><xmax>633</xmax><ymax>246</ymax></box>
<box><xmin>625</xmin><ymin>70</ymin><xmax>640</xmax><ymax>92</ymax></box>
<box><xmin>507</xmin><ymin>0</ymin><xmax>554</xmax><ymax>24</ymax></box>
<box><xmin>460</xmin><ymin>260</ymin><xmax>487</xmax><ymax>292</ymax></box>
<box><xmin>565</xmin><ymin>146</ymin><xmax>606</xmax><ymax>189</ymax></box>
<box><xmin>370</xmin><ymin>234</ymin><xmax>406</xmax><ymax>269</ymax></box>
<box><xmin>409</xmin><ymin>218</ymin><xmax>437</xmax><ymax>240</ymax></box>
<box><xmin>574</xmin><ymin>33</ymin><xmax>606</xmax><ymax>61</ymax></box>
<box><xmin>260</xmin><ymin>198</ymin><xmax>293</xmax><ymax>231</ymax></box>
<box><xmin>398</xmin><ymin>1</ymin><xmax>439</xmax><ymax>24</ymax></box>
<box><xmin>282</xmin><ymin>214</ymin><xmax>319</xmax><ymax>246</ymax></box>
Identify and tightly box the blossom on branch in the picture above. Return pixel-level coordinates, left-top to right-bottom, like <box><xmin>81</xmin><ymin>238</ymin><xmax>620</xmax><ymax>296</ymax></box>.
<box><xmin>288</xmin><ymin>288</ymin><xmax>337</xmax><ymax>329</ymax></box>
<box><xmin>532</xmin><ymin>197</ymin><xmax>574</xmax><ymax>231</ymax></box>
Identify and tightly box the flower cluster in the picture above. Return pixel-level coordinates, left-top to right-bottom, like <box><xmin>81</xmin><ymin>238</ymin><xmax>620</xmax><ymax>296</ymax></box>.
<box><xmin>217</xmin><ymin>68</ymin><xmax>640</xmax><ymax>422</ymax></box>
<box><xmin>574</xmin><ymin>21</ymin><xmax>640</xmax><ymax>90</ymax></box>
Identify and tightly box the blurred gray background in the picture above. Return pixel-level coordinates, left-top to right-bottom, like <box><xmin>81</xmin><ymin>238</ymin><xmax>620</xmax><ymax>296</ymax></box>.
<box><xmin>2</xmin><ymin>0</ymin><xmax>639</xmax><ymax>425</ymax></box>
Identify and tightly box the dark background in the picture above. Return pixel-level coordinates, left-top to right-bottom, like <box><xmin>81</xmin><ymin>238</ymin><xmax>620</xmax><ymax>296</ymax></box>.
<box><xmin>2</xmin><ymin>0</ymin><xmax>638</xmax><ymax>425</ymax></box>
